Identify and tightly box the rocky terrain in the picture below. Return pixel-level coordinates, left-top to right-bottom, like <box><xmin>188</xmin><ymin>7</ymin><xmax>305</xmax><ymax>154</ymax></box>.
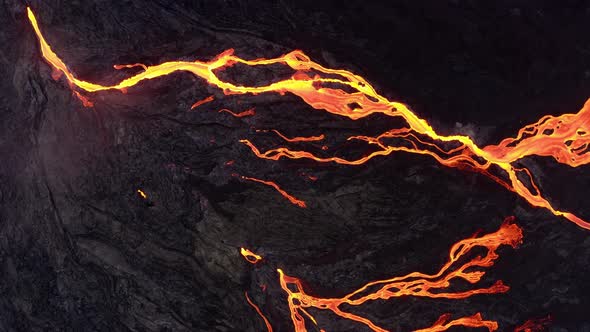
<box><xmin>1</xmin><ymin>1</ymin><xmax>590</xmax><ymax>331</ymax></box>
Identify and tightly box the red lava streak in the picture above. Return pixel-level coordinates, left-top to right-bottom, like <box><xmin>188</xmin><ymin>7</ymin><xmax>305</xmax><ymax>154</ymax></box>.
<box><xmin>113</xmin><ymin>63</ymin><xmax>148</xmax><ymax>71</ymax></box>
<box><xmin>190</xmin><ymin>94</ymin><xmax>215</xmax><ymax>110</ymax></box>
<box><xmin>514</xmin><ymin>316</ymin><xmax>552</xmax><ymax>332</ymax></box>
<box><xmin>245</xmin><ymin>292</ymin><xmax>273</xmax><ymax>332</ymax></box>
<box><xmin>219</xmin><ymin>107</ymin><xmax>256</xmax><ymax>118</ymax></box>
<box><xmin>27</xmin><ymin>7</ymin><xmax>590</xmax><ymax>228</ymax></box>
<box><xmin>240</xmin><ymin>175</ymin><xmax>306</xmax><ymax>208</ymax></box>
<box><xmin>257</xmin><ymin>129</ymin><xmax>325</xmax><ymax>142</ymax></box>
<box><xmin>277</xmin><ymin>218</ymin><xmax>523</xmax><ymax>332</ymax></box>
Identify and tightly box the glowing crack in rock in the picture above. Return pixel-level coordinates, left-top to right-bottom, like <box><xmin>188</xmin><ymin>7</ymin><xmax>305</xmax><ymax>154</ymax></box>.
<box><xmin>244</xmin><ymin>292</ymin><xmax>274</xmax><ymax>332</ymax></box>
<box><xmin>218</xmin><ymin>107</ymin><xmax>256</xmax><ymax>118</ymax></box>
<box><xmin>413</xmin><ymin>313</ymin><xmax>498</xmax><ymax>332</ymax></box>
<box><xmin>73</xmin><ymin>90</ymin><xmax>93</xmax><ymax>108</ymax></box>
<box><xmin>240</xmin><ymin>175</ymin><xmax>307</xmax><ymax>208</ymax></box>
<box><xmin>27</xmin><ymin>7</ymin><xmax>590</xmax><ymax>228</ymax></box>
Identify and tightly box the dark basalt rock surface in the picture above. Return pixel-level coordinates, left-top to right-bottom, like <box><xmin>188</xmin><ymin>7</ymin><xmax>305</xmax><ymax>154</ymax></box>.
<box><xmin>1</xmin><ymin>1</ymin><xmax>590</xmax><ymax>331</ymax></box>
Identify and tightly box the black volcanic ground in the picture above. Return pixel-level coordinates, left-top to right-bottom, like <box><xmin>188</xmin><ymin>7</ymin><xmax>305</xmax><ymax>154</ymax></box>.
<box><xmin>1</xmin><ymin>1</ymin><xmax>590</xmax><ymax>331</ymax></box>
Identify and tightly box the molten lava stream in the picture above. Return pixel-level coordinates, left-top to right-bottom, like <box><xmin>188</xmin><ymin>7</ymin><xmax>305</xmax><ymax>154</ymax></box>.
<box><xmin>26</xmin><ymin>6</ymin><xmax>590</xmax><ymax>229</ymax></box>
<box><xmin>240</xmin><ymin>175</ymin><xmax>306</xmax><ymax>208</ymax></box>
<box><xmin>245</xmin><ymin>292</ymin><xmax>274</xmax><ymax>332</ymax></box>
<box><xmin>242</xmin><ymin>218</ymin><xmax>522</xmax><ymax>332</ymax></box>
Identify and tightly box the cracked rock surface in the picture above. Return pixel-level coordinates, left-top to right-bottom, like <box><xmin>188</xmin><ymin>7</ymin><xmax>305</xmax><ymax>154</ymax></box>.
<box><xmin>1</xmin><ymin>1</ymin><xmax>590</xmax><ymax>331</ymax></box>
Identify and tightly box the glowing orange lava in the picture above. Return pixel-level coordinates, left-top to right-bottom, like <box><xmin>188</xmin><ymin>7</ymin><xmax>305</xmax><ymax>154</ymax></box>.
<box><xmin>190</xmin><ymin>94</ymin><xmax>214</xmax><ymax>110</ymax></box>
<box><xmin>136</xmin><ymin>189</ymin><xmax>147</xmax><ymax>199</ymax></box>
<box><xmin>240</xmin><ymin>175</ymin><xmax>306</xmax><ymax>208</ymax></box>
<box><xmin>245</xmin><ymin>292</ymin><xmax>274</xmax><ymax>332</ymax></box>
<box><xmin>26</xmin><ymin>7</ymin><xmax>590</xmax><ymax>228</ymax></box>
<box><xmin>240</xmin><ymin>247</ymin><xmax>263</xmax><ymax>264</ymax></box>
<box><xmin>238</xmin><ymin>219</ymin><xmax>525</xmax><ymax>331</ymax></box>
<box><xmin>257</xmin><ymin>129</ymin><xmax>325</xmax><ymax>142</ymax></box>
<box><xmin>219</xmin><ymin>107</ymin><xmax>256</xmax><ymax>118</ymax></box>
<box><xmin>277</xmin><ymin>218</ymin><xmax>522</xmax><ymax>332</ymax></box>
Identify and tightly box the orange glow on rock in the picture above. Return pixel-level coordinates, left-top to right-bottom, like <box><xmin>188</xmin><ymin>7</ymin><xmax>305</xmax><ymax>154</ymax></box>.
<box><xmin>514</xmin><ymin>316</ymin><xmax>552</xmax><ymax>332</ymax></box>
<box><xmin>218</xmin><ymin>107</ymin><xmax>255</xmax><ymax>118</ymax></box>
<box><xmin>245</xmin><ymin>292</ymin><xmax>273</xmax><ymax>332</ymax></box>
<box><xmin>26</xmin><ymin>6</ymin><xmax>590</xmax><ymax>228</ymax></box>
<box><xmin>257</xmin><ymin>129</ymin><xmax>324</xmax><ymax>142</ymax></box>
<box><xmin>73</xmin><ymin>91</ymin><xmax>93</xmax><ymax>108</ymax></box>
<box><xmin>240</xmin><ymin>247</ymin><xmax>262</xmax><ymax>264</ymax></box>
<box><xmin>51</xmin><ymin>68</ymin><xmax>62</xmax><ymax>81</ymax></box>
<box><xmin>190</xmin><ymin>94</ymin><xmax>214</xmax><ymax>110</ymax></box>
<box><xmin>277</xmin><ymin>218</ymin><xmax>522</xmax><ymax>332</ymax></box>
<box><xmin>240</xmin><ymin>175</ymin><xmax>306</xmax><ymax>208</ymax></box>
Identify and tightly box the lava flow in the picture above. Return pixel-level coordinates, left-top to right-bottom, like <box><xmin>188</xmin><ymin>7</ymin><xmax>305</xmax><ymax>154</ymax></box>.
<box><xmin>277</xmin><ymin>218</ymin><xmax>522</xmax><ymax>331</ymax></box>
<box><xmin>27</xmin><ymin>7</ymin><xmax>590</xmax><ymax>228</ymax></box>
<box><xmin>240</xmin><ymin>175</ymin><xmax>306</xmax><ymax>208</ymax></box>
<box><xmin>72</xmin><ymin>90</ymin><xmax>93</xmax><ymax>108</ymax></box>
<box><xmin>190</xmin><ymin>94</ymin><xmax>214</xmax><ymax>110</ymax></box>
<box><xmin>242</xmin><ymin>218</ymin><xmax>522</xmax><ymax>331</ymax></box>
<box><xmin>413</xmin><ymin>313</ymin><xmax>497</xmax><ymax>332</ymax></box>
<box><xmin>256</xmin><ymin>129</ymin><xmax>325</xmax><ymax>143</ymax></box>
<box><xmin>240</xmin><ymin>247</ymin><xmax>263</xmax><ymax>264</ymax></box>
<box><xmin>245</xmin><ymin>292</ymin><xmax>274</xmax><ymax>332</ymax></box>
<box><xmin>219</xmin><ymin>107</ymin><xmax>256</xmax><ymax>118</ymax></box>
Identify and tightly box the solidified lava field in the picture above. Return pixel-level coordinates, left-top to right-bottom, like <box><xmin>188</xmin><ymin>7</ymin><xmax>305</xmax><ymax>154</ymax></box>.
<box><xmin>2</xmin><ymin>1</ymin><xmax>590</xmax><ymax>331</ymax></box>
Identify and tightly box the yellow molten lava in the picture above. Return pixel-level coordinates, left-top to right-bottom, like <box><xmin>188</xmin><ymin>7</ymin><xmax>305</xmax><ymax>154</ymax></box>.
<box><xmin>240</xmin><ymin>247</ymin><xmax>263</xmax><ymax>264</ymax></box>
<box><xmin>136</xmin><ymin>189</ymin><xmax>147</xmax><ymax>199</ymax></box>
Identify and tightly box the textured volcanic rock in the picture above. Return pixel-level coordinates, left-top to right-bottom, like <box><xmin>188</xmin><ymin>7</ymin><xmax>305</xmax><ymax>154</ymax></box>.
<box><xmin>1</xmin><ymin>1</ymin><xmax>590</xmax><ymax>331</ymax></box>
